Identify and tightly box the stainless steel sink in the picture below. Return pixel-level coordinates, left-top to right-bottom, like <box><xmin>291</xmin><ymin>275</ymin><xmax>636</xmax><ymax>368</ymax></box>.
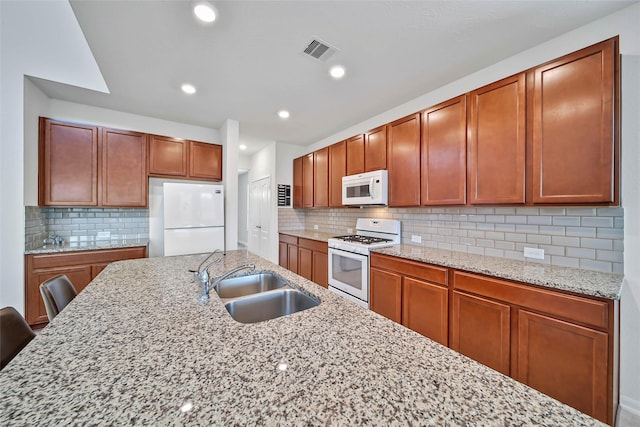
<box><xmin>214</xmin><ymin>272</ymin><xmax>288</xmax><ymax>299</ymax></box>
<box><xmin>223</xmin><ymin>288</ymin><xmax>320</xmax><ymax>324</ymax></box>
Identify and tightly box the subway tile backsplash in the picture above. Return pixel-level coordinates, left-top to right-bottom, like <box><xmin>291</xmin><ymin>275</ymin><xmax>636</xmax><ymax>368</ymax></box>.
<box><xmin>25</xmin><ymin>206</ymin><xmax>149</xmax><ymax>250</ymax></box>
<box><xmin>279</xmin><ymin>206</ymin><xmax>624</xmax><ymax>274</ymax></box>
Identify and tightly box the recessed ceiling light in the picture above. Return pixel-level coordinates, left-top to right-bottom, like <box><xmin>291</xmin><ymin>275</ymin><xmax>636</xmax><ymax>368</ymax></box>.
<box><xmin>181</xmin><ymin>83</ymin><xmax>196</xmax><ymax>95</ymax></box>
<box><xmin>239</xmin><ymin>144</ymin><xmax>247</xmax><ymax>150</ymax></box>
<box><xmin>278</xmin><ymin>110</ymin><xmax>290</xmax><ymax>119</ymax></box>
<box><xmin>329</xmin><ymin>65</ymin><xmax>346</xmax><ymax>79</ymax></box>
<box><xmin>193</xmin><ymin>1</ymin><xmax>216</xmax><ymax>23</ymax></box>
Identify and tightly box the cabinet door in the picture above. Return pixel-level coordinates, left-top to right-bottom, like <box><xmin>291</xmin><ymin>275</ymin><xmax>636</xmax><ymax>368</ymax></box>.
<box><xmin>468</xmin><ymin>74</ymin><xmax>526</xmax><ymax>204</ymax></box>
<box><xmin>39</xmin><ymin>118</ymin><xmax>98</xmax><ymax>206</ymax></box>
<box><xmin>387</xmin><ymin>114</ymin><xmax>420</xmax><ymax>207</ymax></box>
<box><xmin>189</xmin><ymin>141</ymin><xmax>222</xmax><ymax>181</ymax></box>
<box><xmin>312</xmin><ymin>251</ymin><xmax>328</xmax><ymax>288</ymax></box>
<box><xmin>148</xmin><ymin>134</ymin><xmax>188</xmax><ymax>177</ymax></box>
<box><xmin>346</xmin><ymin>134</ymin><xmax>365</xmax><ymax>175</ymax></box>
<box><xmin>293</xmin><ymin>157</ymin><xmax>303</xmax><ymax>208</ymax></box>
<box><xmin>402</xmin><ymin>277</ymin><xmax>448</xmax><ymax>346</ymax></box>
<box><xmin>451</xmin><ymin>291</ymin><xmax>511</xmax><ymax>375</ymax></box>
<box><xmin>328</xmin><ymin>141</ymin><xmax>346</xmax><ymax>207</ymax></box>
<box><xmin>370</xmin><ymin>267</ymin><xmax>402</xmax><ymax>323</ymax></box>
<box><xmin>313</xmin><ymin>147</ymin><xmax>329</xmax><ymax>207</ymax></box>
<box><xmin>101</xmin><ymin>128</ymin><xmax>147</xmax><ymax>207</ymax></box>
<box><xmin>287</xmin><ymin>244</ymin><xmax>299</xmax><ymax>274</ymax></box>
<box><xmin>365</xmin><ymin>126</ymin><xmax>387</xmax><ymax>172</ymax></box>
<box><xmin>279</xmin><ymin>241</ymin><xmax>288</xmax><ymax>269</ymax></box>
<box><xmin>531</xmin><ymin>38</ymin><xmax>617</xmax><ymax>204</ymax></box>
<box><xmin>302</xmin><ymin>153</ymin><xmax>314</xmax><ymax>207</ymax></box>
<box><xmin>517</xmin><ymin>310</ymin><xmax>609</xmax><ymax>422</ymax></box>
<box><xmin>298</xmin><ymin>247</ymin><xmax>312</xmax><ymax>280</ymax></box>
<box><xmin>421</xmin><ymin>95</ymin><xmax>467</xmax><ymax>205</ymax></box>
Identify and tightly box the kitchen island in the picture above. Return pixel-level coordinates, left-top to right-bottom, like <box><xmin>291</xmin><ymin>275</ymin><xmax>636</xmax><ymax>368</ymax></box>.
<box><xmin>0</xmin><ymin>250</ymin><xmax>604</xmax><ymax>425</ymax></box>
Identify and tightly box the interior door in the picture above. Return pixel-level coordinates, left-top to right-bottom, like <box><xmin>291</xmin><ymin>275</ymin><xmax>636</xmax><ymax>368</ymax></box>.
<box><xmin>249</xmin><ymin>177</ymin><xmax>271</xmax><ymax>260</ymax></box>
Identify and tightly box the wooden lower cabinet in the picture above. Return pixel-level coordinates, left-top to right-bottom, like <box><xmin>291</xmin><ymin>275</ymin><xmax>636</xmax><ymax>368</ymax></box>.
<box><xmin>298</xmin><ymin>247</ymin><xmax>313</xmax><ymax>281</ymax></box>
<box><xmin>370</xmin><ymin>253</ymin><xmax>616</xmax><ymax>425</ymax></box>
<box><xmin>278</xmin><ymin>234</ymin><xmax>298</xmax><ymax>274</ymax></box>
<box><xmin>278</xmin><ymin>234</ymin><xmax>327</xmax><ymax>288</ymax></box>
<box><xmin>25</xmin><ymin>246</ymin><xmax>147</xmax><ymax>327</ymax></box>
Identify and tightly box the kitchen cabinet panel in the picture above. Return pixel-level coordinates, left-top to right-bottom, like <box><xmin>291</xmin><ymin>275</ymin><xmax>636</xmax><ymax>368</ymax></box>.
<box><xmin>402</xmin><ymin>277</ymin><xmax>448</xmax><ymax>346</ymax></box>
<box><xmin>101</xmin><ymin>128</ymin><xmax>147</xmax><ymax>207</ymax></box>
<box><xmin>517</xmin><ymin>310</ymin><xmax>609</xmax><ymax>422</ymax></box>
<box><xmin>531</xmin><ymin>38</ymin><xmax>617</xmax><ymax>204</ymax></box>
<box><xmin>451</xmin><ymin>291</ymin><xmax>511</xmax><ymax>375</ymax></box>
<box><xmin>190</xmin><ymin>141</ymin><xmax>222</xmax><ymax>180</ymax></box>
<box><xmin>148</xmin><ymin>135</ymin><xmax>188</xmax><ymax>177</ymax></box>
<box><xmin>298</xmin><ymin>247</ymin><xmax>313</xmax><ymax>281</ymax></box>
<box><xmin>365</xmin><ymin>126</ymin><xmax>387</xmax><ymax>172</ymax></box>
<box><xmin>313</xmin><ymin>147</ymin><xmax>329</xmax><ymax>207</ymax></box>
<box><xmin>39</xmin><ymin>118</ymin><xmax>99</xmax><ymax>206</ymax></box>
<box><xmin>312</xmin><ymin>251</ymin><xmax>328</xmax><ymax>288</ymax></box>
<box><xmin>302</xmin><ymin>153</ymin><xmax>314</xmax><ymax>208</ymax></box>
<box><xmin>328</xmin><ymin>141</ymin><xmax>346</xmax><ymax>207</ymax></box>
<box><xmin>468</xmin><ymin>74</ymin><xmax>526</xmax><ymax>204</ymax></box>
<box><xmin>25</xmin><ymin>247</ymin><xmax>147</xmax><ymax>327</ymax></box>
<box><xmin>293</xmin><ymin>156</ymin><xmax>303</xmax><ymax>208</ymax></box>
<box><xmin>370</xmin><ymin>267</ymin><xmax>402</xmax><ymax>323</ymax></box>
<box><xmin>421</xmin><ymin>95</ymin><xmax>467</xmax><ymax>205</ymax></box>
<box><xmin>387</xmin><ymin>114</ymin><xmax>421</xmax><ymax>207</ymax></box>
<box><xmin>346</xmin><ymin>134</ymin><xmax>365</xmax><ymax>175</ymax></box>
<box><xmin>279</xmin><ymin>234</ymin><xmax>327</xmax><ymax>287</ymax></box>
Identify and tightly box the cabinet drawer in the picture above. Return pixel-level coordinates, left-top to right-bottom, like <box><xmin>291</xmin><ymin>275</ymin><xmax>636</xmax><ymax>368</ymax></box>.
<box><xmin>370</xmin><ymin>253</ymin><xmax>447</xmax><ymax>286</ymax></box>
<box><xmin>298</xmin><ymin>238</ymin><xmax>327</xmax><ymax>253</ymax></box>
<box><xmin>279</xmin><ymin>234</ymin><xmax>298</xmax><ymax>245</ymax></box>
<box><xmin>453</xmin><ymin>271</ymin><xmax>609</xmax><ymax>329</ymax></box>
<box><xmin>31</xmin><ymin>247</ymin><xmax>147</xmax><ymax>270</ymax></box>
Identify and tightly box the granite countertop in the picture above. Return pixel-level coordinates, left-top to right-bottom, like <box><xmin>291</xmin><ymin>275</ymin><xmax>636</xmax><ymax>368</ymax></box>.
<box><xmin>279</xmin><ymin>229</ymin><xmax>335</xmax><ymax>242</ymax></box>
<box><xmin>373</xmin><ymin>244</ymin><xmax>623</xmax><ymax>300</ymax></box>
<box><xmin>25</xmin><ymin>237</ymin><xmax>149</xmax><ymax>255</ymax></box>
<box><xmin>0</xmin><ymin>250</ymin><xmax>603</xmax><ymax>426</ymax></box>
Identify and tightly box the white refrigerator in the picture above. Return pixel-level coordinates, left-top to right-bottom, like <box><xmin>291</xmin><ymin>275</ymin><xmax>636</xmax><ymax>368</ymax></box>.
<box><xmin>149</xmin><ymin>180</ymin><xmax>225</xmax><ymax>257</ymax></box>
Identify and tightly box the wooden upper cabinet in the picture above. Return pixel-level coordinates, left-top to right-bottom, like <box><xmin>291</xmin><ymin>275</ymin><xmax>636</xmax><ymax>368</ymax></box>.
<box><xmin>346</xmin><ymin>134</ymin><xmax>365</xmax><ymax>175</ymax></box>
<box><xmin>365</xmin><ymin>125</ymin><xmax>387</xmax><ymax>171</ymax></box>
<box><xmin>328</xmin><ymin>141</ymin><xmax>346</xmax><ymax>207</ymax></box>
<box><xmin>292</xmin><ymin>156</ymin><xmax>303</xmax><ymax>208</ymax></box>
<box><xmin>190</xmin><ymin>141</ymin><xmax>222</xmax><ymax>180</ymax></box>
<box><xmin>531</xmin><ymin>38</ymin><xmax>618</xmax><ymax>204</ymax></box>
<box><xmin>313</xmin><ymin>147</ymin><xmax>329</xmax><ymax>207</ymax></box>
<box><xmin>101</xmin><ymin>128</ymin><xmax>147</xmax><ymax>207</ymax></box>
<box><xmin>302</xmin><ymin>153</ymin><xmax>314</xmax><ymax>207</ymax></box>
<box><xmin>421</xmin><ymin>95</ymin><xmax>467</xmax><ymax>205</ymax></box>
<box><xmin>468</xmin><ymin>73</ymin><xmax>526</xmax><ymax>204</ymax></box>
<box><xmin>148</xmin><ymin>135</ymin><xmax>188</xmax><ymax>177</ymax></box>
<box><xmin>39</xmin><ymin>118</ymin><xmax>99</xmax><ymax>206</ymax></box>
<box><xmin>387</xmin><ymin>114</ymin><xmax>420</xmax><ymax>207</ymax></box>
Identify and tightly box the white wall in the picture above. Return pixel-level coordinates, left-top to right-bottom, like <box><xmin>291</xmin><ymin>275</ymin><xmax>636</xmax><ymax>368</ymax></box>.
<box><xmin>23</xmin><ymin>78</ymin><xmax>51</xmax><ymax>206</ymax></box>
<box><xmin>237</xmin><ymin>172</ymin><xmax>249</xmax><ymax>246</ymax></box>
<box><xmin>304</xmin><ymin>3</ymin><xmax>640</xmax><ymax>420</ymax></box>
<box><xmin>275</xmin><ymin>142</ymin><xmax>305</xmax><ymax>188</ymax></box>
<box><xmin>248</xmin><ymin>142</ymin><xmax>277</xmax><ymax>263</ymax></box>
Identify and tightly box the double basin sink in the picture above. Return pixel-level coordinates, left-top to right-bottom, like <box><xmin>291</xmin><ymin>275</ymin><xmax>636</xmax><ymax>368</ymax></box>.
<box><xmin>213</xmin><ymin>271</ymin><xmax>320</xmax><ymax>323</ymax></box>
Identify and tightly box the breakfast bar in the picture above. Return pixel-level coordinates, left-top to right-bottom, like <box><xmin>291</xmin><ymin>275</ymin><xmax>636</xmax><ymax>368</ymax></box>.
<box><xmin>0</xmin><ymin>250</ymin><xmax>605</xmax><ymax>425</ymax></box>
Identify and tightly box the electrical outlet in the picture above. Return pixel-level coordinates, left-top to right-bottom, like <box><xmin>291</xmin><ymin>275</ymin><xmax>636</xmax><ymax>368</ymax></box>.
<box><xmin>411</xmin><ymin>235</ymin><xmax>422</xmax><ymax>244</ymax></box>
<box><xmin>524</xmin><ymin>247</ymin><xmax>545</xmax><ymax>260</ymax></box>
<box><xmin>313</xmin><ymin>224</ymin><xmax>319</xmax><ymax>230</ymax></box>
<box><xmin>97</xmin><ymin>231</ymin><xmax>111</xmax><ymax>239</ymax></box>
<box><xmin>347</xmin><ymin>228</ymin><xmax>353</xmax><ymax>234</ymax></box>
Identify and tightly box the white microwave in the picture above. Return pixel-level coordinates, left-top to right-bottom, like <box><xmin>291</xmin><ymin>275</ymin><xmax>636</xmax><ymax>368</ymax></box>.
<box><xmin>342</xmin><ymin>170</ymin><xmax>388</xmax><ymax>206</ymax></box>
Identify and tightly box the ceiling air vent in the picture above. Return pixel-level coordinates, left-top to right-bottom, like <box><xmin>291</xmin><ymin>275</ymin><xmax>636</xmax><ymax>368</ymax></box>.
<box><xmin>302</xmin><ymin>37</ymin><xmax>337</xmax><ymax>62</ymax></box>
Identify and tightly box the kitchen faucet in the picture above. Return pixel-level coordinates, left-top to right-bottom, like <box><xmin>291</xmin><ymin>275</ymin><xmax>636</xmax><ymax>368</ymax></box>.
<box><xmin>191</xmin><ymin>249</ymin><xmax>225</xmax><ymax>287</ymax></box>
<box><xmin>198</xmin><ymin>263</ymin><xmax>256</xmax><ymax>303</ymax></box>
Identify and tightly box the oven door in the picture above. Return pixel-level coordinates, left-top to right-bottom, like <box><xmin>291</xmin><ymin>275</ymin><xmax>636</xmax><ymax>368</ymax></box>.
<box><xmin>328</xmin><ymin>247</ymin><xmax>369</xmax><ymax>303</ymax></box>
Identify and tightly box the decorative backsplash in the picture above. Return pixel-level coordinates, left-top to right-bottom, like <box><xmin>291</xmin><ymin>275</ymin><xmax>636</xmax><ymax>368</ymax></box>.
<box><xmin>279</xmin><ymin>206</ymin><xmax>624</xmax><ymax>274</ymax></box>
<box><xmin>25</xmin><ymin>206</ymin><xmax>149</xmax><ymax>250</ymax></box>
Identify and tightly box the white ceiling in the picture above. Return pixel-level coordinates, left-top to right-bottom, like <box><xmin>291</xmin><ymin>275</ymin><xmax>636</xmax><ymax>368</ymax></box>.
<box><xmin>32</xmin><ymin>0</ymin><xmax>635</xmax><ymax>154</ymax></box>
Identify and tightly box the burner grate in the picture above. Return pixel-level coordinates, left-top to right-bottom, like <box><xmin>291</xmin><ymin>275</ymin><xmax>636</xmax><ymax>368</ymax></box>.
<box><xmin>333</xmin><ymin>235</ymin><xmax>392</xmax><ymax>245</ymax></box>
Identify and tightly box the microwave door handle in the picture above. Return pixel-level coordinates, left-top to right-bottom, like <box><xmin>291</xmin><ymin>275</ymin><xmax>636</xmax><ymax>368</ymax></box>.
<box><xmin>369</xmin><ymin>177</ymin><xmax>375</xmax><ymax>199</ymax></box>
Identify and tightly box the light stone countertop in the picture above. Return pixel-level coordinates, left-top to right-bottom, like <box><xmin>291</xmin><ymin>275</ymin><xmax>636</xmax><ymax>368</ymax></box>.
<box><xmin>25</xmin><ymin>237</ymin><xmax>149</xmax><ymax>255</ymax></box>
<box><xmin>279</xmin><ymin>229</ymin><xmax>335</xmax><ymax>242</ymax></box>
<box><xmin>0</xmin><ymin>250</ymin><xmax>604</xmax><ymax>426</ymax></box>
<box><xmin>373</xmin><ymin>244</ymin><xmax>623</xmax><ymax>300</ymax></box>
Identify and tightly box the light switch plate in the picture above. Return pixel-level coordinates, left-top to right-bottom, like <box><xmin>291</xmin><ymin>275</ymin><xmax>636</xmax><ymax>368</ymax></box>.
<box><xmin>524</xmin><ymin>247</ymin><xmax>545</xmax><ymax>260</ymax></box>
<box><xmin>313</xmin><ymin>224</ymin><xmax>319</xmax><ymax>230</ymax></box>
<box><xmin>411</xmin><ymin>235</ymin><xmax>422</xmax><ymax>243</ymax></box>
<box><xmin>347</xmin><ymin>228</ymin><xmax>353</xmax><ymax>234</ymax></box>
<box><xmin>97</xmin><ymin>231</ymin><xmax>111</xmax><ymax>239</ymax></box>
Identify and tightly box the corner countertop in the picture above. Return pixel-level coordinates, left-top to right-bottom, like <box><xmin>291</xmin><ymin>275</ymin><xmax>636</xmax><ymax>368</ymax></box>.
<box><xmin>0</xmin><ymin>250</ymin><xmax>603</xmax><ymax>426</ymax></box>
<box><xmin>25</xmin><ymin>237</ymin><xmax>149</xmax><ymax>255</ymax></box>
<box><xmin>279</xmin><ymin>229</ymin><xmax>335</xmax><ymax>242</ymax></box>
<box><xmin>372</xmin><ymin>244</ymin><xmax>623</xmax><ymax>300</ymax></box>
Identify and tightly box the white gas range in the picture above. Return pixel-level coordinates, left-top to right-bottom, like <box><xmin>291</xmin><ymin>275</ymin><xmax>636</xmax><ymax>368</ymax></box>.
<box><xmin>328</xmin><ymin>218</ymin><xmax>401</xmax><ymax>308</ymax></box>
